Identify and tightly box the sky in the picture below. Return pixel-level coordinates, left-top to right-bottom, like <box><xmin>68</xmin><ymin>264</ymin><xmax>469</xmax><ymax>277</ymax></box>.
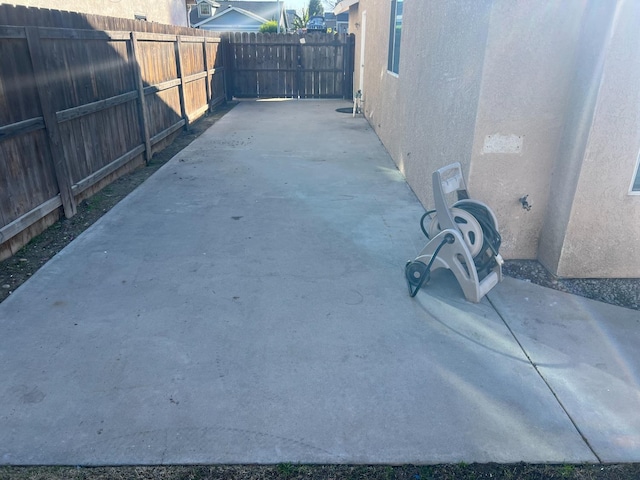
<box><xmin>281</xmin><ymin>0</ymin><xmax>333</xmax><ymax>15</ymax></box>
<box><xmin>239</xmin><ymin>0</ymin><xmax>335</xmax><ymax>16</ymax></box>
<box><xmin>284</xmin><ymin>0</ymin><xmax>308</xmax><ymax>13</ymax></box>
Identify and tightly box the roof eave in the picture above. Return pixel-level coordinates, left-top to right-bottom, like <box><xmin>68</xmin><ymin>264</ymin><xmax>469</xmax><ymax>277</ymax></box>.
<box><xmin>334</xmin><ymin>0</ymin><xmax>358</xmax><ymax>15</ymax></box>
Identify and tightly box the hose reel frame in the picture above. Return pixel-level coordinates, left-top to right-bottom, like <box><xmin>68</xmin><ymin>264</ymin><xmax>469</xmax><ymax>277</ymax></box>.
<box><xmin>405</xmin><ymin>163</ymin><xmax>504</xmax><ymax>303</ymax></box>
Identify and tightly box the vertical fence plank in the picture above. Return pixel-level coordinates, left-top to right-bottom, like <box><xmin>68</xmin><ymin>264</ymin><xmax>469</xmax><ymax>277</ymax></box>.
<box><xmin>24</xmin><ymin>26</ymin><xmax>77</xmax><ymax>218</ymax></box>
<box><xmin>130</xmin><ymin>32</ymin><xmax>152</xmax><ymax>163</ymax></box>
<box><xmin>203</xmin><ymin>38</ymin><xmax>211</xmax><ymax>107</ymax></box>
<box><xmin>296</xmin><ymin>39</ymin><xmax>303</xmax><ymax>98</ymax></box>
<box><xmin>345</xmin><ymin>33</ymin><xmax>354</xmax><ymax>99</ymax></box>
<box><xmin>225</xmin><ymin>35</ymin><xmax>236</xmax><ymax>101</ymax></box>
<box><xmin>256</xmin><ymin>32</ymin><xmax>263</xmax><ymax>97</ymax></box>
<box><xmin>248</xmin><ymin>32</ymin><xmax>257</xmax><ymax>97</ymax></box>
<box><xmin>225</xmin><ymin>33</ymin><xmax>236</xmax><ymax>101</ymax></box>
<box><xmin>174</xmin><ymin>35</ymin><xmax>188</xmax><ymax>129</ymax></box>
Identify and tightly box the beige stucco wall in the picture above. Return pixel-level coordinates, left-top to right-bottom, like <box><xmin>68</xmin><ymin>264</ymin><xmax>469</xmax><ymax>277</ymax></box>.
<box><xmin>537</xmin><ymin>3</ymin><xmax>617</xmax><ymax>276</ymax></box>
<box><xmin>6</xmin><ymin>0</ymin><xmax>188</xmax><ymax>26</ymax></box>
<box><xmin>351</xmin><ymin>0</ymin><xmax>640</xmax><ymax>277</ymax></box>
<box><xmin>467</xmin><ymin>0</ymin><xmax>586</xmax><ymax>259</ymax></box>
<box><xmin>355</xmin><ymin>0</ymin><xmax>403</xmax><ymax>193</ymax></box>
<box><xmin>551</xmin><ymin>0</ymin><xmax>640</xmax><ymax>277</ymax></box>
<box><xmin>357</xmin><ymin>0</ymin><xmax>492</xmax><ymax>210</ymax></box>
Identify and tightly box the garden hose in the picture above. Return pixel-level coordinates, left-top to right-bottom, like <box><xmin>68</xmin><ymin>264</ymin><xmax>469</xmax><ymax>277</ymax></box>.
<box><xmin>405</xmin><ymin>233</ymin><xmax>454</xmax><ymax>297</ymax></box>
<box><xmin>419</xmin><ymin>203</ymin><xmax>501</xmax><ymax>275</ymax></box>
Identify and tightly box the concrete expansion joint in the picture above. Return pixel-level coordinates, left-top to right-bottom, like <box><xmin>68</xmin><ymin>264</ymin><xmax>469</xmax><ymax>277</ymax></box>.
<box><xmin>485</xmin><ymin>296</ymin><xmax>603</xmax><ymax>463</ymax></box>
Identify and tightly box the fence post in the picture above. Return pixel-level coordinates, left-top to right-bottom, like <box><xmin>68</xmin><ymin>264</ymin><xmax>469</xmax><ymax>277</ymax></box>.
<box><xmin>130</xmin><ymin>31</ymin><xmax>152</xmax><ymax>164</ymax></box>
<box><xmin>174</xmin><ymin>35</ymin><xmax>189</xmax><ymax>130</ymax></box>
<box><xmin>24</xmin><ymin>26</ymin><xmax>77</xmax><ymax>218</ymax></box>
<box><xmin>203</xmin><ymin>38</ymin><xmax>212</xmax><ymax>108</ymax></box>
<box><xmin>344</xmin><ymin>34</ymin><xmax>355</xmax><ymax>100</ymax></box>
<box><xmin>222</xmin><ymin>33</ymin><xmax>234</xmax><ymax>101</ymax></box>
<box><xmin>296</xmin><ymin>40</ymin><xmax>303</xmax><ymax>99</ymax></box>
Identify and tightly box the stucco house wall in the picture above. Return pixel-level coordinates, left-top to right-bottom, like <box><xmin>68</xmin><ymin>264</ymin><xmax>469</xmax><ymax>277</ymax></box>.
<box><xmin>399</xmin><ymin>1</ymin><xmax>491</xmax><ymax>211</ymax></box>
<box><xmin>468</xmin><ymin>0</ymin><xmax>587</xmax><ymax>259</ymax></box>
<box><xmin>344</xmin><ymin>0</ymin><xmax>640</xmax><ymax>278</ymax></box>
<box><xmin>355</xmin><ymin>1</ymin><xmax>402</xmax><ymax>184</ymax></box>
<box><xmin>537</xmin><ymin>2</ymin><xmax>618</xmax><ymax>277</ymax></box>
<box><xmin>548</xmin><ymin>0</ymin><xmax>640</xmax><ymax>278</ymax></box>
<box><xmin>353</xmin><ymin>0</ymin><xmax>491</xmax><ymax>214</ymax></box>
<box><xmin>6</xmin><ymin>0</ymin><xmax>188</xmax><ymax>25</ymax></box>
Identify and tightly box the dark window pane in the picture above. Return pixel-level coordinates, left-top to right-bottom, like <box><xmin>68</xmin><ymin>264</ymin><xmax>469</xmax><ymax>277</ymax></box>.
<box><xmin>388</xmin><ymin>0</ymin><xmax>403</xmax><ymax>74</ymax></box>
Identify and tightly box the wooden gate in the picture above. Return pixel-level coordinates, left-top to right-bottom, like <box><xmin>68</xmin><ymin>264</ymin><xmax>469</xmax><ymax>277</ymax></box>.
<box><xmin>226</xmin><ymin>32</ymin><xmax>355</xmax><ymax>99</ymax></box>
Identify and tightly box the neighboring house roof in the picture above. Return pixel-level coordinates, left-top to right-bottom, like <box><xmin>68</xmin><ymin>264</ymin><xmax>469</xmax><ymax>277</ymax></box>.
<box><xmin>334</xmin><ymin>0</ymin><xmax>358</xmax><ymax>15</ymax></box>
<box><xmin>190</xmin><ymin>1</ymin><xmax>287</xmax><ymax>31</ymax></box>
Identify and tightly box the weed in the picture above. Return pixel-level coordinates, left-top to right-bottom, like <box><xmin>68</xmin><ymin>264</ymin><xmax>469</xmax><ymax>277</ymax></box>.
<box><xmin>277</xmin><ymin>462</ymin><xmax>297</xmax><ymax>478</ymax></box>
<box><xmin>417</xmin><ymin>465</ymin><xmax>433</xmax><ymax>479</ymax></box>
<box><xmin>346</xmin><ymin>465</ymin><xmax>371</xmax><ymax>480</ymax></box>
<box><xmin>560</xmin><ymin>464</ymin><xmax>576</xmax><ymax>478</ymax></box>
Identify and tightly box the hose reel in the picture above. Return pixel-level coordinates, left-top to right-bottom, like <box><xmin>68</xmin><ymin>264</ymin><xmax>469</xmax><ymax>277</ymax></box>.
<box><xmin>406</xmin><ymin>163</ymin><xmax>503</xmax><ymax>303</ymax></box>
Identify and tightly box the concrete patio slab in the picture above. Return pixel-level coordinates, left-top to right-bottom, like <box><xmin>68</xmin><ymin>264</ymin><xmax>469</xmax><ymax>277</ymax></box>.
<box><xmin>0</xmin><ymin>100</ymin><xmax>636</xmax><ymax>465</ymax></box>
<box><xmin>488</xmin><ymin>277</ymin><xmax>640</xmax><ymax>463</ymax></box>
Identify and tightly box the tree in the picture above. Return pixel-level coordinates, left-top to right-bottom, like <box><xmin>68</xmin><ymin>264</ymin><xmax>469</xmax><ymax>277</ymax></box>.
<box><xmin>259</xmin><ymin>20</ymin><xmax>278</xmax><ymax>33</ymax></box>
<box><xmin>293</xmin><ymin>8</ymin><xmax>309</xmax><ymax>30</ymax></box>
<box><xmin>308</xmin><ymin>0</ymin><xmax>324</xmax><ymax>17</ymax></box>
<box><xmin>323</xmin><ymin>0</ymin><xmax>339</xmax><ymax>10</ymax></box>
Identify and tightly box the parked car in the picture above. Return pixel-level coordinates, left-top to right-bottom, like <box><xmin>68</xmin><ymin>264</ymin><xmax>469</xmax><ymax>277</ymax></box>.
<box><xmin>306</xmin><ymin>15</ymin><xmax>326</xmax><ymax>32</ymax></box>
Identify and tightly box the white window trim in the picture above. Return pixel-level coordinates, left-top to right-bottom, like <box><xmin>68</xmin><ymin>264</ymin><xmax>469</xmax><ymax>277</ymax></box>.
<box><xmin>629</xmin><ymin>152</ymin><xmax>640</xmax><ymax>195</ymax></box>
<box><xmin>387</xmin><ymin>0</ymin><xmax>402</xmax><ymax>75</ymax></box>
<box><xmin>199</xmin><ymin>3</ymin><xmax>212</xmax><ymax>16</ymax></box>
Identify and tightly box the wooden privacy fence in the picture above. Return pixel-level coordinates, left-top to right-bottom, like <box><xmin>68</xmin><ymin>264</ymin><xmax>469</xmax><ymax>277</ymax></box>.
<box><xmin>0</xmin><ymin>22</ymin><xmax>227</xmax><ymax>259</ymax></box>
<box><xmin>225</xmin><ymin>32</ymin><xmax>355</xmax><ymax>99</ymax></box>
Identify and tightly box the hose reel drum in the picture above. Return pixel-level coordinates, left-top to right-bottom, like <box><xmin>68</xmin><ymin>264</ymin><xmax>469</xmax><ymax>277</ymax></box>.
<box><xmin>405</xmin><ymin>163</ymin><xmax>504</xmax><ymax>303</ymax></box>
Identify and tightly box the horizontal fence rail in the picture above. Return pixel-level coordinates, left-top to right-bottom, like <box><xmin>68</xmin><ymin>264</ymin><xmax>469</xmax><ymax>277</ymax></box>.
<box><xmin>0</xmin><ymin>8</ymin><xmax>227</xmax><ymax>259</ymax></box>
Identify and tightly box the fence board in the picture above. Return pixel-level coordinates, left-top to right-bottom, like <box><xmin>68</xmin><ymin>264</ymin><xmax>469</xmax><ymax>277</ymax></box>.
<box><xmin>0</xmin><ymin>117</ymin><xmax>44</xmax><ymax>142</ymax></box>
<box><xmin>226</xmin><ymin>32</ymin><xmax>354</xmax><ymax>99</ymax></box>
<box><xmin>56</xmin><ymin>91</ymin><xmax>138</xmax><ymax>123</ymax></box>
<box><xmin>25</xmin><ymin>26</ymin><xmax>77</xmax><ymax>218</ymax></box>
<box><xmin>0</xmin><ymin>196</ymin><xmax>62</xmax><ymax>244</ymax></box>
<box><xmin>174</xmin><ymin>36</ymin><xmax>188</xmax><ymax>128</ymax></box>
<box><xmin>1</xmin><ymin>5</ymin><xmax>354</xmax><ymax>260</ymax></box>
<box><xmin>129</xmin><ymin>31</ymin><xmax>151</xmax><ymax>163</ymax></box>
<box><xmin>1</xmin><ymin>5</ymin><xmax>226</xmax><ymax>260</ymax></box>
<box><xmin>0</xmin><ymin>130</ymin><xmax>59</xmax><ymax>227</ymax></box>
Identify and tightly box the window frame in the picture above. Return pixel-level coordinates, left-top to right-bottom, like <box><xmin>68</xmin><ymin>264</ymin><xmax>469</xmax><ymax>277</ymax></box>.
<box><xmin>199</xmin><ymin>3</ymin><xmax>212</xmax><ymax>16</ymax></box>
<box><xmin>387</xmin><ymin>0</ymin><xmax>403</xmax><ymax>75</ymax></box>
<box><xmin>630</xmin><ymin>153</ymin><xmax>640</xmax><ymax>195</ymax></box>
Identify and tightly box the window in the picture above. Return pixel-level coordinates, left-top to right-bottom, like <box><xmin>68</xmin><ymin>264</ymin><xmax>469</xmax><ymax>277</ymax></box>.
<box><xmin>387</xmin><ymin>0</ymin><xmax>403</xmax><ymax>74</ymax></box>
<box><xmin>134</xmin><ymin>14</ymin><xmax>147</xmax><ymax>21</ymax></box>
<box><xmin>199</xmin><ymin>3</ymin><xmax>211</xmax><ymax>16</ymax></box>
<box><xmin>631</xmin><ymin>155</ymin><xmax>640</xmax><ymax>193</ymax></box>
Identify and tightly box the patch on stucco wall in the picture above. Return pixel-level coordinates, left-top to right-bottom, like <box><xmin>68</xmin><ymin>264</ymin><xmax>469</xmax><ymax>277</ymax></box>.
<box><xmin>482</xmin><ymin>134</ymin><xmax>523</xmax><ymax>154</ymax></box>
